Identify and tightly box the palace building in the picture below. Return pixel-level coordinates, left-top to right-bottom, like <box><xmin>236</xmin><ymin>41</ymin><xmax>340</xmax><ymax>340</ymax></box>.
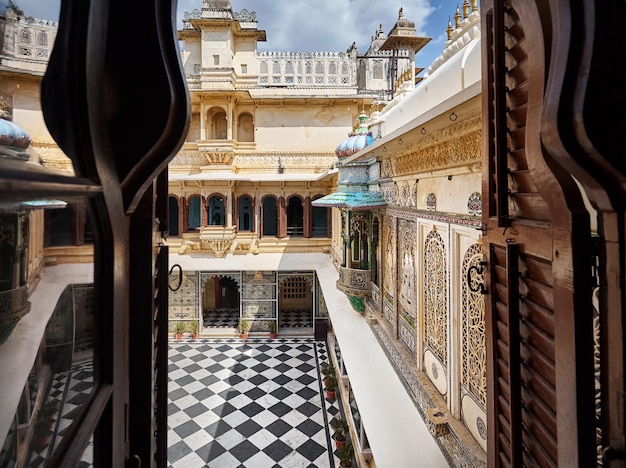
<box><xmin>0</xmin><ymin>0</ymin><xmax>622</xmax><ymax>466</ymax></box>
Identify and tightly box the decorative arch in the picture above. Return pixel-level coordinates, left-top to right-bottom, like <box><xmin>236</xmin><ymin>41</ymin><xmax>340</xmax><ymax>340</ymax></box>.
<box><xmin>259</xmin><ymin>61</ymin><xmax>268</xmax><ymax>74</ymax></box>
<box><xmin>187</xmin><ymin>194</ymin><xmax>202</xmax><ymax>231</ymax></box>
<box><xmin>272</xmin><ymin>61</ymin><xmax>281</xmax><ymax>74</ymax></box>
<box><xmin>201</xmin><ymin>273</ymin><xmax>241</xmax><ymax>326</ymax></box>
<box><xmin>461</xmin><ymin>243</ymin><xmax>486</xmax><ymax>408</ymax></box>
<box><xmin>315</xmin><ymin>61</ymin><xmax>324</xmax><ymax>74</ymax></box>
<box><xmin>285</xmin><ymin>61</ymin><xmax>294</xmax><ymax>74</ymax></box>
<box><xmin>424</xmin><ymin>229</ymin><xmax>448</xmax><ymax>366</ymax></box>
<box><xmin>207</xmin><ymin>106</ymin><xmax>227</xmax><ymax>140</ymax></box>
<box><xmin>19</xmin><ymin>28</ymin><xmax>31</xmax><ymax>44</ymax></box>
<box><xmin>237</xmin><ymin>112</ymin><xmax>254</xmax><ymax>142</ymax></box>
<box><xmin>206</xmin><ymin>193</ymin><xmax>225</xmax><ymax>226</ymax></box>
<box><xmin>328</xmin><ymin>62</ymin><xmax>337</xmax><ymax>75</ymax></box>
<box><xmin>37</xmin><ymin>31</ymin><xmax>48</xmax><ymax>47</ymax></box>
<box><xmin>237</xmin><ymin>194</ymin><xmax>253</xmax><ymax>231</ymax></box>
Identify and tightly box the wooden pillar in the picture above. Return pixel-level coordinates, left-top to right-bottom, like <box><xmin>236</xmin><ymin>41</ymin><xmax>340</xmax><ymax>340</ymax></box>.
<box><xmin>201</xmin><ymin>195</ymin><xmax>207</xmax><ymax>226</ymax></box>
<box><xmin>278</xmin><ymin>196</ymin><xmax>287</xmax><ymax>238</ymax></box>
<box><xmin>303</xmin><ymin>196</ymin><xmax>312</xmax><ymax>238</ymax></box>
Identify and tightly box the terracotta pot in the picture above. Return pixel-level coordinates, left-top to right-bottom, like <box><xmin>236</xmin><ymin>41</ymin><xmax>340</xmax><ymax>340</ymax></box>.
<box><xmin>334</xmin><ymin>437</ymin><xmax>347</xmax><ymax>450</ymax></box>
<box><xmin>175</xmin><ymin>333</ymin><xmax>182</xmax><ymax>340</ymax></box>
<box><xmin>240</xmin><ymin>333</ymin><xmax>248</xmax><ymax>339</ymax></box>
<box><xmin>269</xmin><ymin>332</ymin><xmax>277</xmax><ymax>339</ymax></box>
<box><xmin>192</xmin><ymin>333</ymin><xmax>199</xmax><ymax>340</ymax></box>
<box><xmin>325</xmin><ymin>388</ymin><xmax>336</xmax><ymax>399</ymax></box>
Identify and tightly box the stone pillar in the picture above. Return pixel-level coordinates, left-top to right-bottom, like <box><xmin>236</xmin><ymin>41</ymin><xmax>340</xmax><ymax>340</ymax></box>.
<box><xmin>200</xmin><ymin>100</ymin><xmax>206</xmax><ymax>140</ymax></box>
<box><xmin>200</xmin><ymin>195</ymin><xmax>207</xmax><ymax>226</ymax></box>
<box><xmin>226</xmin><ymin>100</ymin><xmax>233</xmax><ymax>140</ymax></box>
<box><xmin>226</xmin><ymin>191</ymin><xmax>233</xmax><ymax>227</ymax></box>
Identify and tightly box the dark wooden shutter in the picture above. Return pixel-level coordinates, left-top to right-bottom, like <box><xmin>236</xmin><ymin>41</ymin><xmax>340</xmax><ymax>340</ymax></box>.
<box><xmin>482</xmin><ymin>0</ymin><xmax>597</xmax><ymax>466</ymax></box>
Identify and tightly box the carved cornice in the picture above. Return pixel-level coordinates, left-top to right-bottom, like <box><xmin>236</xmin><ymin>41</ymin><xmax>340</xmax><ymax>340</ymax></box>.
<box><xmin>379</xmin><ymin>116</ymin><xmax>482</xmax><ymax>177</ymax></box>
<box><xmin>203</xmin><ymin>151</ymin><xmax>235</xmax><ymax>165</ymax></box>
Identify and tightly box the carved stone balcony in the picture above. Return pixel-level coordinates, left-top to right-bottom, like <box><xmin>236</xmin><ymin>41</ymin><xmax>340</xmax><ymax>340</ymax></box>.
<box><xmin>0</xmin><ymin>285</ymin><xmax>31</xmax><ymax>344</ymax></box>
<box><xmin>199</xmin><ymin>226</ymin><xmax>237</xmax><ymax>258</ymax></box>
<box><xmin>336</xmin><ymin>266</ymin><xmax>371</xmax><ymax>313</ymax></box>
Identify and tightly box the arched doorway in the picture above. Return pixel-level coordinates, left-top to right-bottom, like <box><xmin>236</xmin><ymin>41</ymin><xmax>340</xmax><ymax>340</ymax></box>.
<box><xmin>201</xmin><ymin>274</ymin><xmax>240</xmax><ymax>329</ymax></box>
<box><xmin>278</xmin><ymin>273</ymin><xmax>313</xmax><ymax>331</ymax></box>
<box><xmin>207</xmin><ymin>195</ymin><xmax>225</xmax><ymax>226</ymax></box>
<box><xmin>287</xmin><ymin>196</ymin><xmax>303</xmax><ymax>237</ymax></box>
<box><xmin>262</xmin><ymin>196</ymin><xmax>278</xmax><ymax>236</ymax></box>
<box><xmin>207</xmin><ymin>107</ymin><xmax>227</xmax><ymax>140</ymax></box>
<box><xmin>238</xmin><ymin>195</ymin><xmax>253</xmax><ymax>231</ymax></box>
<box><xmin>237</xmin><ymin>113</ymin><xmax>254</xmax><ymax>142</ymax></box>
<box><xmin>168</xmin><ymin>196</ymin><xmax>179</xmax><ymax>237</ymax></box>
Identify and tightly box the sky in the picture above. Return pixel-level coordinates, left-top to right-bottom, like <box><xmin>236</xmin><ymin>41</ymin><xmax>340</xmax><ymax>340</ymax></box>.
<box><xmin>1</xmin><ymin>0</ymin><xmax>460</xmax><ymax>71</ymax></box>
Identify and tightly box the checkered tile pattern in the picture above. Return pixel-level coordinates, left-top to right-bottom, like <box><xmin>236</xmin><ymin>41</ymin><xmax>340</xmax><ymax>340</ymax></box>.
<box><xmin>25</xmin><ymin>339</ymin><xmax>346</xmax><ymax>468</ymax></box>
<box><xmin>28</xmin><ymin>360</ymin><xmax>94</xmax><ymax>466</ymax></box>
<box><xmin>279</xmin><ymin>310</ymin><xmax>312</xmax><ymax>328</ymax></box>
<box><xmin>203</xmin><ymin>309</ymin><xmax>239</xmax><ymax>328</ymax></box>
<box><xmin>168</xmin><ymin>338</ymin><xmax>341</xmax><ymax>467</ymax></box>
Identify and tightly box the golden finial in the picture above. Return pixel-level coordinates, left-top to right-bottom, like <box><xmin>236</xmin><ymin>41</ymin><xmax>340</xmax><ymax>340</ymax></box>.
<box><xmin>462</xmin><ymin>0</ymin><xmax>470</xmax><ymax>18</ymax></box>
<box><xmin>470</xmin><ymin>0</ymin><xmax>478</xmax><ymax>12</ymax></box>
<box><xmin>454</xmin><ymin>6</ymin><xmax>461</xmax><ymax>28</ymax></box>
<box><xmin>446</xmin><ymin>17</ymin><xmax>453</xmax><ymax>40</ymax></box>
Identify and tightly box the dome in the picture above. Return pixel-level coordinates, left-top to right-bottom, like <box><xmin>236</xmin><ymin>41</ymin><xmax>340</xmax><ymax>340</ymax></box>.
<box><xmin>394</xmin><ymin>7</ymin><xmax>415</xmax><ymax>28</ymax></box>
<box><xmin>0</xmin><ymin>118</ymin><xmax>31</xmax><ymax>149</ymax></box>
<box><xmin>335</xmin><ymin>112</ymin><xmax>374</xmax><ymax>158</ymax></box>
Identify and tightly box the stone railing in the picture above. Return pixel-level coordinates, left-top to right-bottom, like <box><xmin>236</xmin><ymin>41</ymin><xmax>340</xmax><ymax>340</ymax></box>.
<box><xmin>257</xmin><ymin>51</ymin><xmax>355</xmax><ymax>87</ymax></box>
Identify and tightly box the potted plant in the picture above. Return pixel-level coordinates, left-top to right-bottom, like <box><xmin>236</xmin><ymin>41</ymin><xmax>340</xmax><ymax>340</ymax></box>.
<box><xmin>324</xmin><ymin>370</ymin><xmax>337</xmax><ymax>399</ymax></box>
<box><xmin>33</xmin><ymin>401</ymin><xmax>59</xmax><ymax>449</ymax></box>
<box><xmin>174</xmin><ymin>321</ymin><xmax>186</xmax><ymax>340</ymax></box>
<box><xmin>238</xmin><ymin>318</ymin><xmax>251</xmax><ymax>339</ymax></box>
<box><xmin>330</xmin><ymin>415</ymin><xmax>349</xmax><ymax>449</ymax></box>
<box><xmin>337</xmin><ymin>441</ymin><xmax>355</xmax><ymax>468</ymax></box>
<box><xmin>189</xmin><ymin>320</ymin><xmax>199</xmax><ymax>340</ymax></box>
<box><xmin>268</xmin><ymin>320</ymin><xmax>277</xmax><ymax>339</ymax></box>
<box><xmin>320</xmin><ymin>361</ymin><xmax>335</xmax><ymax>388</ymax></box>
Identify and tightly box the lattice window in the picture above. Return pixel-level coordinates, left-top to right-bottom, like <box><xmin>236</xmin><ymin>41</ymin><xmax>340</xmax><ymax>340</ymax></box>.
<box><xmin>260</xmin><ymin>61</ymin><xmax>268</xmax><ymax>74</ymax></box>
<box><xmin>272</xmin><ymin>77</ymin><xmax>280</xmax><ymax>83</ymax></box>
<box><xmin>282</xmin><ymin>277</ymin><xmax>307</xmax><ymax>299</ymax></box>
<box><xmin>285</xmin><ymin>61</ymin><xmax>294</xmax><ymax>74</ymax></box>
<box><xmin>329</xmin><ymin>62</ymin><xmax>337</xmax><ymax>74</ymax></box>
<box><xmin>315</xmin><ymin>61</ymin><xmax>324</xmax><ymax>74</ymax></box>
<box><xmin>259</xmin><ymin>77</ymin><xmax>268</xmax><ymax>83</ymax></box>
<box><xmin>373</xmin><ymin>61</ymin><xmax>383</xmax><ymax>79</ymax></box>
<box><xmin>285</xmin><ymin>76</ymin><xmax>294</xmax><ymax>84</ymax></box>
<box><xmin>399</xmin><ymin>220</ymin><xmax>416</xmax><ymax>314</ymax></box>
<box><xmin>305</xmin><ymin>61</ymin><xmax>312</xmax><ymax>74</ymax></box>
<box><xmin>20</xmin><ymin>28</ymin><xmax>31</xmax><ymax>44</ymax></box>
<box><xmin>315</xmin><ymin>77</ymin><xmax>323</xmax><ymax>84</ymax></box>
<box><xmin>272</xmin><ymin>61</ymin><xmax>281</xmax><ymax>74</ymax></box>
<box><xmin>461</xmin><ymin>243</ymin><xmax>486</xmax><ymax>408</ymax></box>
<box><xmin>424</xmin><ymin>230</ymin><xmax>448</xmax><ymax>365</ymax></box>
<box><xmin>37</xmin><ymin>31</ymin><xmax>48</xmax><ymax>47</ymax></box>
<box><xmin>341</xmin><ymin>62</ymin><xmax>349</xmax><ymax>74</ymax></box>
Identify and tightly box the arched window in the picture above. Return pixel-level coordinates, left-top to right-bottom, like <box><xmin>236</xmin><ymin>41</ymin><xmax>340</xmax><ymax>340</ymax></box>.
<box><xmin>207</xmin><ymin>107</ymin><xmax>227</xmax><ymax>140</ymax></box>
<box><xmin>168</xmin><ymin>196</ymin><xmax>179</xmax><ymax>236</ymax></box>
<box><xmin>20</xmin><ymin>29</ymin><xmax>31</xmax><ymax>44</ymax></box>
<box><xmin>328</xmin><ymin>62</ymin><xmax>337</xmax><ymax>74</ymax></box>
<box><xmin>285</xmin><ymin>61</ymin><xmax>294</xmax><ymax>74</ymax></box>
<box><xmin>238</xmin><ymin>196</ymin><xmax>253</xmax><ymax>231</ymax></box>
<box><xmin>305</xmin><ymin>62</ymin><xmax>312</xmax><ymax>74</ymax></box>
<box><xmin>341</xmin><ymin>62</ymin><xmax>349</xmax><ymax>74</ymax></box>
<box><xmin>272</xmin><ymin>61</ymin><xmax>281</xmax><ymax>74</ymax></box>
<box><xmin>424</xmin><ymin>230</ymin><xmax>448</xmax><ymax>366</ymax></box>
<box><xmin>187</xmin><ymin>195</ymin><xmax>201</xmax><ymax>231</ymax></box>
<box><xmin>208</xmin><ymin>195</ymin><xmax>225</xmax><ymax>226</ymax></box>
<box><xmin>37</xmin><ymin>31</ymin><xmax>48</xmax><ymax>47</ymax></box>
<box><xmin>259</xmin><ymin>61</ymin><xmax>268</xmax><ymax>74</ymax></box>
<box><xmin>315</xmin><ymin>62</ymin><xmax>324</xmax><ymax>74</ymax></box>
<box><xmin>287</xmin><ymin>196</ymin><xmax>303</xmax><ymax>237</ymax></box>
<box><xmin>237</xmin><ymin>113</ymin><xmax>254</xmax><ymax>142</ymax></box>
<box><xmin>262</xmin><ymin>196</ymin><xmax>278</xmax><ymax>236</ymax></box>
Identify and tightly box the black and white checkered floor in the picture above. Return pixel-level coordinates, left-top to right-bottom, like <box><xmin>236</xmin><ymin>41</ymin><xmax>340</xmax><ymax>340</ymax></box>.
<box><xmin>26</xmin><ymin>338</ymin><xmax>345</xmax><ymax>467</ymax></box>
<box><xmin>168</xmin><ymin>338</ymin><xmax>343</xmax><ymax>467</ymax></box>
<box><xmin>203</xmin><ymin>310</ymin><xmax>313</xmax><ymax>329</ymax></box>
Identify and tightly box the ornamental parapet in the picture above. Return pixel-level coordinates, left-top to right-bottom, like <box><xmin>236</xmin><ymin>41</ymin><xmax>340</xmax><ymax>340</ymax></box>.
<box><xmin>336</xmin><ymin>266</ymin><xmax>371</xmax><ymax>297</ymax></box>
<box><xmin>0</xmin><ymin>285</ymin><xmax>31</xmax><ymax>344</ymax></box>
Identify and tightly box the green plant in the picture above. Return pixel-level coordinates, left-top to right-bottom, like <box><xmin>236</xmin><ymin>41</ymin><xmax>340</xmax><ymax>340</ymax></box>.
<box><xmin>330</xmin><ymin>415</ymin><xmax>349</xmax><ymax>442</ymax></box>
<box><xmin>320</xmin><ymin>361</ymin><xmax>335</xmax><ymax>380</ymax></box>
<box><xmin>189</xmin><ymin>320</ymin><xmax>199</xmax><ymax>335</ymax></box>
<box><xmin>238</xmin><ymin>318</ymin><xmax>251</xmax><ymax>334</ymax></box>
<box><xmin>325</xmin><ymin>371</ymin><xmax>337</xmax><ymax>391</ymax></box>
<box><xmin>175</xmin><ymin>322</ymin><xmax>187</xmax><ymax>334</ymax></box>
<box><xmin>337</xmin><ymin>442</ymin><xmax>355</xmax><ymax>467</ymax></box>
<box><xmin>268</xmin><ymin>321</ymin><xmax>277</xmax><ymax>334</ymax></box>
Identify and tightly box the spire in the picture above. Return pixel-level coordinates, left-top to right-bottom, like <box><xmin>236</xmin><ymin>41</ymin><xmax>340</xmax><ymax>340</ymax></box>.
<box><xmin>454</xmin><ymin>6</ymin><xmax>461</xmax><ymax>28</ymax></box>
<box><xmin>446</xmin><ymin>17</ymin><xmax>453</xmax><ymax>40</ymax></box>
<box><xmin>462</xmin><ymin>0</ymin><xmax>470</xmax><ymax>18</ymax></box>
